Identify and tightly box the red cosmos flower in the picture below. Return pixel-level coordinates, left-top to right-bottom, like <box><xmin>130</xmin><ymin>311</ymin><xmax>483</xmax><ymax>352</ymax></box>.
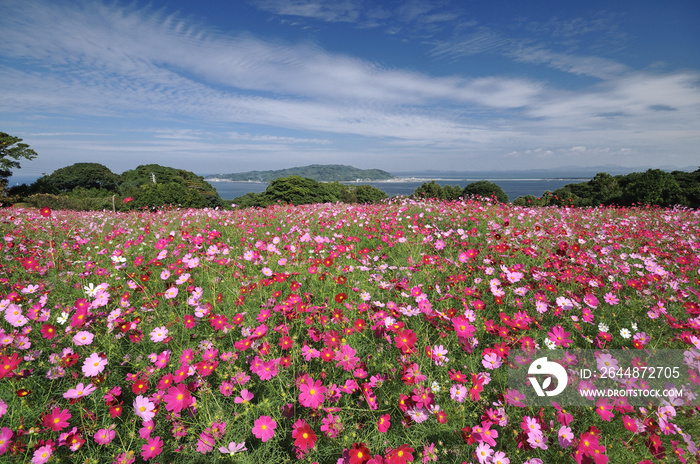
<box><xmin>279</xmin><ymin>336</ymin><xmax>293</xmax><ymax>351</ymax></box>
<box><xmin>292</xmin><ymin>422</ymin><xmax>317</xmax><ymax>451</ymax></box>
<box><xmin>40</xmin><ymin>324</ymin><xmax>57</xmax><ymax>339</ymax></box>
<box><xmin>335</xmin><ymin>292</ymin><xmax>347</xmax><ymax>304</ymax></box>
<box><xmin>395</xmin><ymin>329</ymin><xmax>417</xmax><ymax>354</ymax></box>
<box><xmin>354</xmin><ymin>319</ymin><xmax>366</xmax><ymax>332</ymax></box>
<box><xmin>0</xmin><ymin>353</ymin><xmax>21</xmax><ymax>379</ymax></box>
<box><xmin>44</xmin><ymin>407</ymin><xmax>71</xmax><ymax>431</ymax></box>
<box><xmin>109</xmin><ymin>402</ymin><xmax>123</xmax><ymax>418</ymax></box>
<box><xmin>385</xmin><ymin>444</ymin><xmax>414</xmax><ymax>464</ymax></box>
<box><xmin>39</xmin><ymin>207</ymin><xmax>51</xmax><ymax>217</ymax></box>
<box><xmin>349</xmin><ymin>442</ymin><xmax>371</xmax><ymax>464</ymax></box>
<box><xmin>469</xmin><ymin>373</ymin><xmax>484</xmax><ymax>402</ymax></box>
<box><xmin>132</xmin><ymin>378</ymin><xmax>150</xmax><ymax>394</ymax></box>
<box><xmin>61</xmin><ymin>353</ymin><xmax>79</xmax><ymax>367</ymax></box>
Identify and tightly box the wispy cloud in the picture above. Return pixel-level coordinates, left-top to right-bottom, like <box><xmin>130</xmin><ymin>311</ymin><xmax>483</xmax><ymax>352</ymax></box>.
<box><xmin>0</xmin><ymin>0</ymin><xmax>698</xmax><ymax>174</ymax></box>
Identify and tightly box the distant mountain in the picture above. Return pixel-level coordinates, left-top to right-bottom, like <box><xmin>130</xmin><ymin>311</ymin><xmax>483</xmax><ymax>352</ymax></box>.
<box><xmin>206</xmin><ymin>164</ymin><xmax>394</xmax><ymax>182</ymax></box>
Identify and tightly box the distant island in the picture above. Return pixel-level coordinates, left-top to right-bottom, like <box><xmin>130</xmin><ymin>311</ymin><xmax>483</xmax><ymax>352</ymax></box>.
<box><xmin>205</xmin><ymin>164</ymin><xmax>394</xmax><ymax>182</ymax></box>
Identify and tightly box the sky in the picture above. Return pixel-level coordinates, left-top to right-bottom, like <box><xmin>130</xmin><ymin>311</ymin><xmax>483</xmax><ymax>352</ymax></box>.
<box><xmin>1</xmin><ymin>0</ymin><xmax>699</xmax><ymax>179</ymax></box>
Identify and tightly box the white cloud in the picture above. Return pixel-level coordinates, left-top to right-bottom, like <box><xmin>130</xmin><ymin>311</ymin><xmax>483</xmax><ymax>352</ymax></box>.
<box><xmin>0</xmin><ymin>0</ymin><xmax>698</xmax><ymax>173</ymax></box>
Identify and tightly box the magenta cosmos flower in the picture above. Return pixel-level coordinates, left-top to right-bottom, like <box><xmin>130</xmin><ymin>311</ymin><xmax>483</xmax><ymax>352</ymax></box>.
<box><xmin>163</xmin><ymin>384</ymin><xmax>192</xmax><ymax>413</ymax></box>
<box><xmin>298</xmin><ymin>378</ymin><xmax>327</xmax><ymax>409</ymax></box>
<box><xmin>141</xmin><ymin>435</ymin><xmax>163</xmax><ymax>460</ymax></box>
<box><xmin>252</xmin><ymin>415</ymin><xmax>276</xmax><ymax>442</ymax></box>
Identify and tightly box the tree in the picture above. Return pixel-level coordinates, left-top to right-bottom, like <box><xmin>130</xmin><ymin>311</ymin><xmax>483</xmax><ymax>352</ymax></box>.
<box><xmin>42</xmin><ymin>162</ymin><xmax>120</xmax><ymax>192</ymax></box>
<box><xmin>260</xmin><ymin>176</ymin><xmax>338</xmax><ymax>205</ymax></box>
<box><xmin>620</xmin><ymin>169</ymin><xmax>684</xmax><ymax>207</ymax></box>
<box><xmin>462</xmin><ymin>180</ymin><xmax>509</xmax><ymax>203</ymax></box>
<box><xmin>0</xmin><ymin>132</ymin><xmax>38</xmax><ymax>191</ymax></box>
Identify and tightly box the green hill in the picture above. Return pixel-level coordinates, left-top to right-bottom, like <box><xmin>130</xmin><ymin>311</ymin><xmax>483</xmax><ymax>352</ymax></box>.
<box><xmin>206</xmin><ymin>164</ymin><xmax>394</xmax><ymax>182</ymax></box>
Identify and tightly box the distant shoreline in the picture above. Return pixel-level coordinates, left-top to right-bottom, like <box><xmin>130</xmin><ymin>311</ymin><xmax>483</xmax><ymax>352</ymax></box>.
<box><xmin>205</xmin><ymin>177</ymin><xmax>593</xmax><ymax>183</ymax></box>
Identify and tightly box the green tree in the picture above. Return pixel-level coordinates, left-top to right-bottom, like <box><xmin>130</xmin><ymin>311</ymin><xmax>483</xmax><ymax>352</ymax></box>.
<box><xmin>42</xmin><ymin>162</ymin><xmax>120</xmax><ymax>192</ymax></box>
<box><xmin>413</xmin><ymin>181</ymin><xmax>444</xmax><ymax>199</ymax></box>
<box><xmin>620</xmin><ymin>169</ymin><xmax>684</xmax><ymax>207</ymax></box>
<box><xmin>0</xmin><ymin>132</ymin><xmax>38</xmax><ymax>191</ymax></box>
<box><xmin>129</xmin><ymin>182</ymin><xmax>207</xmax><ymax>209</ymax></box>
<box><xmin>462</xmin><ymin>180</ymin><xmax>509</xmax><ymax>203</ymax></box>
<box><xmin>350</xmin><ymin>184</ymin><xmax>387</xmax><ymax>204</ymax></box>
<box><xmin>260</xmin><ymin>176</ymin><xmax>338</xmax><ymax>205</ymax></box>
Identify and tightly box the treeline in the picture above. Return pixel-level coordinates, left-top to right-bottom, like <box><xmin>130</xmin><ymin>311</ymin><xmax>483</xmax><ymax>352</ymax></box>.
<box><xmin>7</xmin><ymin>163</ymin><xmax>700</xmax><ymax>211</ymax></box>
<box><xmin>232</xmin><ymin>175</ymin><xmax>387</xmax><ymax>207</ymax></box>
<box><xmin>7</xmin><ymin>163</ymin><xmax>226</xmax><ymax>210</ymax></box>
<box><xmin>512</xmin><ymin>168</ymin><xmax>700</xmax><ymax>208</ymax></box>
<box><xmin>6</xmin><ymin>165</ymin><xmax>388</xmax><ymax>210</ymax></box>
<box><xmin>410</xmin><ymin>180</ymin><xmax>509</xmax><ymax>203</ymax></box>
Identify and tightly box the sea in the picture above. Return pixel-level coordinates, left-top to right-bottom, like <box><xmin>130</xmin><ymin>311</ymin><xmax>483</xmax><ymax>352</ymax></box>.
<box><xmin>6</xmin><ymin>173</ymin><xmax>592</xmax><ymax>202</ymax></box>
<box><xmin>207</xmin><ymin>176</ymin><xmax>591</xmax><ymax>201</ymax></box>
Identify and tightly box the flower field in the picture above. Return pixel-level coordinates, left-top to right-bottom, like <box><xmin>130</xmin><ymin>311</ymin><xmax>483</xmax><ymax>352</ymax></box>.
<box><xmin>1</xmin><ymin>198</ymin><xmax>699</xmax><ymax>464</ymax></box>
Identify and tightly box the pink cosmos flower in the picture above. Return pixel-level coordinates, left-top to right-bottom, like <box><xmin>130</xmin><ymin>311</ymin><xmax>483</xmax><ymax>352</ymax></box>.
<box><xmin>149</xmin><ymin>326</ymin><xmax>169</xmax><ymax>343</ymax></box>
<box><xmin>141</xmin><ymin>436</ymin><xmax>163</xmax><ymax>460</ymax></box>
<box><xmin>134</xmin><ymin>395</ymin><xmax>156</xmax><ymax>422</ymax></box>
<box><xmin>299</xmin><ymin>378</ymin><xmax>327</xmax><ymax>409</ymax></box>
<box><xmin>378</xmin><ymin>414</ymin><xmax>390</xmax><ymax>433</ymax></box>
<box><xmin>63</xmin><ymin>382</ymin><xmax>97</xmax><ymax>399</ymax></box>
<box><xmin>163</xmin><ymin>384</ymin><xmax>192</xmax><ymax>413</ymax></box>
<box><xmin>197</xmin><ymin>432</ymin><xmax>215</xmax><ymax>453</ymax></box>
<box><xmin>219</xmin><ymin>442</ymin><xmax>247</xmax><ymax>454</ymax></box>
<box><xmin>82</xmin><ymin>352</ymin><xmax>107</xmax><ymax>377</ymax></box>
<box><xmin>44</xmin><ymin>407</ymin><xmax>71</xmax><ymax>431</ymax></box>
<box><xmin>604</xmin><ymin>292</ymin><xmax>619</xmax><ymax>305</ymax></box>
<box><xmin>73</xmin><ymin>331</ymin><xmax>94</xmax><ymax>346</ymax></box>
<box><xmin>583</xmin><ymin>293</ymin><xmax>599</xmax><ymax>308</ymax></box>
<box><xmin>450</xmin><ymin>384</ymin><xmax>467</xmax><ymax>403</ymax></box>
<box><xmin>139</xmin><ymin>421</ymin><xmax>155</xmax><ymax>439</ymax></box>
<box><xmin>482</xmin><ymin>352</ymin><xmax>502</xmax><ymax>370</ymax></box>
<box><xmin>475</xmin><ymin>442</ymin><xmax>493</xmax><ymax>464</ymax></box>
<box><xmin>252</xmin><ymin>415</ymin><xmax>276</xmax><ymax>442</ymax></box>
<box><xmin>558</xmin><ymin>425</ymin><xmax>574</xmax><ymax>447</ymax></box>
<box><xmin>0</xmin><ymin>427</ymin><xmax>12</xmax><ymax>454</ymax></box>
<box><xmin>164</xmin><ymin>287</ymin><xmax>178</xmax><ymax>299</ymax></box>
<box><xmin>219</xmin><ymin>381</ymin><xmax>234</xmax><ymax>397</ymax></box>
<box><xmin>234</xmin><ymin>389</ymin><xmax>253</xmax><ymax>404</ymax></box>
<box><xmin>595</xmin><ymin>398</ymin><xmax>615</xmax><ymax>421</ymax></box>
<box><xmin>94</xmin><ymin>428</ymin><xmax>116</xmax><ymax>445</ymax></box>
<box><xmin>32</xmin><ymin>445</ymin><xmax>52</xmax><ymax>464</ymax></box>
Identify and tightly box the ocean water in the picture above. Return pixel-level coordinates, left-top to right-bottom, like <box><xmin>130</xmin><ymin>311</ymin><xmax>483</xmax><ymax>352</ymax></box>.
<box><xmin>211</xmin><ymin>178</ymin><xmax>590</xmax><ymax>201</ymax></box>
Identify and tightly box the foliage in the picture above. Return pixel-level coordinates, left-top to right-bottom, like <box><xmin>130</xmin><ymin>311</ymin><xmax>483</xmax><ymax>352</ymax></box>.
<box><xmin>0</xmin><ymin>201</ymin><xmax>698</xmax><ymax>464</ymax></box>
<box><xmin>232</xmin><ymin>176</ymin><xmax>387</xmax><ymax>207</ymax></box>
<box><xmin>0</xmin><ymin>132</ymin><xmax>38</xmax><ymax>191</ymax></box>
<box><xmin>526</xmin><ymin>168</ymin><xmax>700</xmax><ymax>208</ymax></box>
<box><xmin>128</xmin><ymin>182</ymin><xmax>209</xmax><ymax>210</ymax></box>
<box><xmin>10</xmin><ymin>163</ymin><xmax>227</xmax><ymax>210</ymax></box>
<box><xmin>39</xmin><ymin>163</ymin><xmax>121</xmax><ymax>193</ymax></box>
<box><xmin>211</xmin><ymin>164</ymin><xmax>394</xmax><ymax>182</ymax></box>
<box><xmin>23</xmin><ymin>193</ymin><xmax>116</xmax><ymax>211</ymax></box>
<box><xmin>462</xmin><ymin>180</ymin><xmax>509</xmax><ymax>203</ymax></box>
<box><xmin>411</xmin><ymin>181</ymin><xmax>462</xmax><ymax>200</ymax></box>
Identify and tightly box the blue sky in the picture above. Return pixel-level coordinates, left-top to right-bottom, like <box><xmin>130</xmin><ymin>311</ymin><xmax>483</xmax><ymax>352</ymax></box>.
<box><xmin>1</xmin><ymin>0</ymin><xmax>699</xmax><ymax>178</ymax></box>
